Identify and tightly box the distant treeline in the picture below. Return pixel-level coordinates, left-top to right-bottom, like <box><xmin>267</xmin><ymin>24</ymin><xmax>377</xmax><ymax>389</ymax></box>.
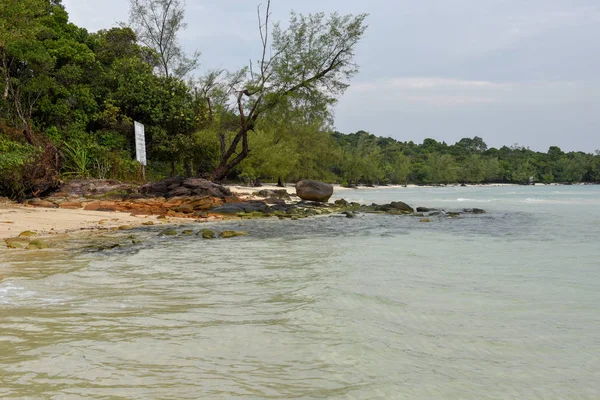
<box><xmin>237</xmin><ymin>130</ymin><xmax>600</xmax><ymax>186</ymax></box>
<box><xmin>1</xmin><ymin>1</ymin><xmax>598</xmax><ymax>200</ymax></box>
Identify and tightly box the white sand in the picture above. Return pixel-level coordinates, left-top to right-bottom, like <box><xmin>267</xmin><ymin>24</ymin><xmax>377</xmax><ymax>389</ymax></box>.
<box><xmin>0</xmin><ymin>203</ymin><xmax>162</xmax><ymax>240</ymax></box>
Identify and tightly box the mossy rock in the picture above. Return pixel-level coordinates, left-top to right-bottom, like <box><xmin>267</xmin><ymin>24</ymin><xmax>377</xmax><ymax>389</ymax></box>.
<box><xmin>198</xmin><ymin>229</ymin><xmax>216</xmax><ymax>239</ymax></box>
<box><xmin>18</xmin><ymin>230</ymin><xmax>38</xmax><ymax>238</ymax></box>
<box><xmin>419</xmin><ymin>218</ymin><xmax>432</xmax><ymax>223</ymax></box>
<box><xmin>159</xmin><ymin>228</ymin><xmax>178</xmax><ymax>236</ymax></box>
<box><xmin>27</xmin><ymin>239</ymin><xmax>49</xmax><ymax>250</ymax></box>
<box><xmin>142</xmin><ymin>221</ymin><xmax>154</xmax><ymax>226</ymax></box>
<box><xmin>5</xmin><ymin>238</ymin><xmax>29</xmax><ymax>249</ymax></box>
<box><xmin>118</xmin><ymin>225</ymin><xmax>134</xmax><ymax>231</ymax></box>
<box><xmin>220</xmin><ymin>230</ymin><xmax>249</xmax><ymax>239</ymax></box>
<box><xmin>181</xmin><ymin>229</ymin><xmax>194</xmax><ymax>235</ymax></box>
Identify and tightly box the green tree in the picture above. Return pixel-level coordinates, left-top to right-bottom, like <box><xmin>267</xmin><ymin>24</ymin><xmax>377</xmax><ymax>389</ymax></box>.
<box><xmin>128</xmin><ymin>0</ymin><xmax>199</xmax><ymax>78</ymax></box>
<box><xmin>203</xmin><ymin>1</ymin><xmax>367</xmax><ymax>180</ymax></box>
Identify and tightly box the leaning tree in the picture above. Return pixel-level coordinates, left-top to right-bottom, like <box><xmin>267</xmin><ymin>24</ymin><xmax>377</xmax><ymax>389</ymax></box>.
<box><xmin>199</xmin><ymin>1</ymin><xmax>368</xmax><ymax>181</ymax></box>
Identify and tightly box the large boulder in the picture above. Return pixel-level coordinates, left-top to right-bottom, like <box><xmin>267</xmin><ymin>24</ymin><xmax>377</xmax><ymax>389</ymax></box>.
<box><xmin>295</xmin><ymin>180</ymin><xmax>334</xmax><ymax>202</ymax></box>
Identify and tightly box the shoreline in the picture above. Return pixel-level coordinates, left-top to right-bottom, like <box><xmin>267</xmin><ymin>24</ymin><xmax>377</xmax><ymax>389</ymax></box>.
<box><xmin>0</xmin><ymin>181</ymin><xmax>591</xmax><ymax>243</ymax></box>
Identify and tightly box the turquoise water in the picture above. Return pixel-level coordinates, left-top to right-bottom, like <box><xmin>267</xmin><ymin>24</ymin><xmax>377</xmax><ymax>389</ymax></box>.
<box><xmin>1</xmin><ymin>185</ymin><xmax>599</xmax><ymax>399</ymax></box>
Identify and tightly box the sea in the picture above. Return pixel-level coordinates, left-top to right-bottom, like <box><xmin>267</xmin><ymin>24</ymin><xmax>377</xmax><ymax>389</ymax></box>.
<box><xmin>1</xmin><ymin>185</ymin><xmax>599</xmax><ymax>399</ymax></box>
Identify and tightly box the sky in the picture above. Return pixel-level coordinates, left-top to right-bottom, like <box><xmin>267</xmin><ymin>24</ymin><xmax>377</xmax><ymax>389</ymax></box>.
<box><xmin>62</xmin><ymin>0</ymin><xmax>600</xmax><ymax>152</ymax></box>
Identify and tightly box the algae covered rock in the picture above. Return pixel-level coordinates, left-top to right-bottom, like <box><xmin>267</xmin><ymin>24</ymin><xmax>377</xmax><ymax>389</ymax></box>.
<box><xmin>198</xmin><ymin>229</ymin><xmax>216</xmax><ymax>239</ymax></box>
<box><xmin>159</xmin><ymin>228</ymin><xmax>178</xmax><ymax>236</ymax></box>
<box><xmin>27</xmin><ymin>239</ymin><xmax>49</xmax><ymax>250</ymax></box>
<box><xmin>18</xmin><ymin>230</ymin><xmax>38</xmax><ymax>238</ymax></box>
<box><xmin>419</xmin><ymin>218</ymin><xmax>432</xmax><ymax>223</ymax></box>
<box><xmin>5</xmin><ymin>238</ymin><xmax>29</xmax><ymax>249</ymax></box>
<box><xmin>295</xmin><ymin>180</ymin><xmax>334</xmax><ymax>202</ymax></box>
<box><xmin>220</xmin><ymin>230</ymin><xmax>249</xmax><ymax>239</ymax></box>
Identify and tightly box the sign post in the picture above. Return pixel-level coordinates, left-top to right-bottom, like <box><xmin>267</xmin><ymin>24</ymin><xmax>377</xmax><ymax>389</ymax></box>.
<box><xmin>134</xmin><ymin>121</ymin><xmax>147</xmax><ymax>180</ymax></box>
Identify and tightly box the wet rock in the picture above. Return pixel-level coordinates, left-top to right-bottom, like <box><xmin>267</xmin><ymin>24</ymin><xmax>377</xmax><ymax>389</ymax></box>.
<box><xmin>220</xmin><ymin>230</ymin><xmax>249</xmax><ymax>239</ymax></box>
<box><xmin>142</xmin><ymin>221</ymin><xmax>154</xmax><ymax>226</ymax></box>
<box><xmin>27</xmin><ymin>239</ymin><xmax>49</xmax><ymax>250</ymax></box>
<box><xmin>341</xmin><ymin>211</ymin><xmax>356</xmax><ymax>218</ymax></box>
<box><xmin>5</xmin><ymin>238</ymin><xmax>29</xmax><ymax>249</ymax></box>
<box><xmin>295</xmin><ymin>180</ymin><xmax>334</xmax><ymax>202</ymax></box>
<box><xmin>181</xmin><ymin>229</ymin><xmax>194</xmax><ymax>235</ymax></box>
<box><xmin>198</xmin><ymin>229</ymin><xmax>216</xmax><ymax>239</ymax></box>
<box><xmin>464</xmin><ymin>208</ymin><xmax>486</xmax><ymax>214</ymax></box>
<box><xmin>212</xmin><ymin>201</ymin><xmax>267</xmax><ymax>215</ymax></box>
<box><xmin>159</xmin><ymin>228</ymin><xmax>178</xmax><ymax>236</ymax></box>
<box><xmin>390</xmin><ymin>201</ymin><xmax>414</xmax><ymax>213</ymax></box>
<box><xmin>334</xmin><ymin>198</ymin><xmax>349</xmax><ymax>206</ymax></box>
<box><xmin>375</xmin><ymin>201</ymin><xmax>414</xmax><ymax>214</ymax></box>
<box><xmin>118</xmin><ymin>225</ymin><xmax>134</xmax><ymax>230</ymax></box>
<box><xmin>417</xmin><ymin>207</ymin><xmax>438</xmax><ymax>212</ymax></box>
<box><xmin>419</xmin><ymin>218</ymin><xmax>432</xmax><ymax>223</ymax></box>
<box><xmin>18</xmin><ymin>230</ymin><xmax>38</xmax><ymax>238</ymax></box>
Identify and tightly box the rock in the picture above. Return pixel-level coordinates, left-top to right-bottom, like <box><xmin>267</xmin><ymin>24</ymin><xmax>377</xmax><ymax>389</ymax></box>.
<box><xmin>59</xmin><ymin>201</ymin><xmax>83</xmax><ymax>209</ymax></box>
<box><xmin>390</xmin><ymin>201</ymin><xmax>414</xmax><ymax>213</ymax></box>
<box><xmin>27</xmin><ymin>239</ymin><xmax>49</xmax><ymax>250</ymax></box>
<box><xmin>212</xmin><ymin>201</ymin><xmax>267</xmax><ymax>215</ymax></box>
<box><xmin>159</xmin><ymin>228</ymin><xmax>178</xmax><ymax>236</ymax></box>
<box><xmin>463</xmin><ymin>208</ymin><xmax>486</xmax><ymax>214</ymax></box>
<box><xmin>191</xmin><ymin>197</ymin><xmax>223</xmax><ymax>210</ymax></box>
<box><xmin>142</xmin><ymin>221</ymin><xmax>154</xmax><ymax>226</ymax></box>
<box><xmin>5</xmin><ymin>238</ymin><xmax>29</xmax><ymax>249</ymax></box>
<box><xmin>181</xmin><ymin>229</ymin><xmax>194</xmax><ymax>235</ymax></box>
<box><xmin>174</xmin><ymin>204</ymin><xmax>194</xmax><ymax>214</ymax></box>
<box><xmin>198</xmin><ymin>229</ymin><xmax>216</xmax><ymax>239</ymax></box>
<box><xmin>84</xmin><ymin>201</ymin><xmax>118</xmax><ymax>212</ymax></box>
<box><xmin>220</xmin><ymin>230</ymin><xmax>249</xmax><ymax>239</ymax></box>
<box><xmin>26</xmin><ymin>199</ymin><xmax>58</xmax><ymax>208</ymax></box>
<box><xmin>18</xmin><ymin>230</ymin><xmax>38</xmax><ymax>238</ymax></box>
<box><xmin>417</xmin><ymin>207</ymin><xmax>437</xmax><ymax>212</ymax></box>
<box><xmin>118</xmin><ymin>225</ymin><xmax>133</xmax><ymax>230</ymax></box>
<box><xmin>341</xmin><ymin>211</ymin><xmax>355</xmax><ymax>218</ymax></box>
<box><xmin>254</xmin><ymin>189</ymin><xmax>291</xmax><ymax>201</ymax></box>
<box><xmin>168</xmin><ymin>187</ymin><xmax>192</xmax><ymax>198</ymax></box>
<box><xmin>295</xmin><ymin>180</ymin><xmax>334</xmax><ymax>202</ymax></box>
<box><xmin>334</xmin><ymin>198</ymin><xmax>349</xmax><ymax>206</ymax></box>
<box><xmin>419</xmin><ymin>218</ymin><xmax>432</xmax><ymax>223</ymax></box>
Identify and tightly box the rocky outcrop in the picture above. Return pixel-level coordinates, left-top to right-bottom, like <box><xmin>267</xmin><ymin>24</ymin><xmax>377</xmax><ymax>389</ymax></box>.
<box><xmin>295</xmin><ymin>180</ymin><xmax>334</xmax><ymax>202</ymax></box>
<box><xmin>140</xmin><ymin>177</ymin><xmax>232</xmax><ymax>199</ymax></box>
<box><xmin>375</xmin><ymin>201</ymin><xmax>414</xmax><ymax>214</ymax></box>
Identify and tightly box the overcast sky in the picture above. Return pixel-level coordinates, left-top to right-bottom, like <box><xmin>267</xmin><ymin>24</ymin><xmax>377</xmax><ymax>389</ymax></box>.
<box><xmin>62</xmin><ymin>0</ymin><xmax>600</xmax><ymax>152</ymax></box>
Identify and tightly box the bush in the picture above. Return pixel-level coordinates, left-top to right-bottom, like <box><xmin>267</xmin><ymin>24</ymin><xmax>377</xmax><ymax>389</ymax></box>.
<box><xmin>0</xmin><ymin>129</ymin><xmax>59</xmax><ymax>201</ymax></box>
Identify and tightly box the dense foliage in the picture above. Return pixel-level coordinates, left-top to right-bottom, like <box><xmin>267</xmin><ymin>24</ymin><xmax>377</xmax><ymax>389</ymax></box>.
<box><xmin>0</xmin><ymin>0</ymin><xmax>598</xmax><ymax>199</ymax></box>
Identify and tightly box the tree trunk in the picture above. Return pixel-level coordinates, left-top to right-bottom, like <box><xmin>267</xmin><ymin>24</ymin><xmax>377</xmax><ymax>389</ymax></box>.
<box><xmin>277</xmin><ymin>176</ymin><xmax>284</xmax><ymax>187</ymax></box>
<box><xmin>184</xmin><ymin>161</ymin><xmax>192</xmax><ymax>178</ymax></box>
<box><xmin>170</xmin><ymin>160</ymin><xmax>176</xmax><ymax>177</ymax></box>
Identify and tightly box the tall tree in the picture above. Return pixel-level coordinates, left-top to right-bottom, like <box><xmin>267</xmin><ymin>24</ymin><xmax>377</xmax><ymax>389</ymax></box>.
<box><xmin>203</xmin><ymin>1</ymin><xmax>367</xmax><ymax>181</ymax></box>
<box><xmin>128</xmin><ymin>0</ymin><xmax>199</xmax><ymax>78</ymax></box>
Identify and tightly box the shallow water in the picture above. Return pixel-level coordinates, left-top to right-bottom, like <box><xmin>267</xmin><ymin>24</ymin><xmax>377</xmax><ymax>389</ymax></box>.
<box><xmin>1</xmin><ymin>185</ymin><xmax>599</xmax><ymax>399</ymax></box>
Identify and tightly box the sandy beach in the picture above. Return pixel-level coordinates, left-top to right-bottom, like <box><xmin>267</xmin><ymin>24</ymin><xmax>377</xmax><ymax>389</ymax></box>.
<box><xmin>0</xmin><ymin>202</ymin><xmax>165</xmax><ymax>240</ymax></box>
<box><xmin>0</xmin><ymin>182</ymin><xmax>549</xmax><ymax>242</ymax></box>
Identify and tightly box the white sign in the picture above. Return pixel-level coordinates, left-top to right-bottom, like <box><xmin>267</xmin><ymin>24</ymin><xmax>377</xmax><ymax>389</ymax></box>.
<box><xmin>134</xmin><ymin>121</ymin><xmax>147</xmax><ymax>166</ymax></box>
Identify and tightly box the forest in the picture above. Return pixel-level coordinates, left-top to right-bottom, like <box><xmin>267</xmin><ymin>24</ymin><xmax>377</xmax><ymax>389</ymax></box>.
<box><xmin>1</xmin><ymin>0</ymin><xmax>599</xmax><ymax>200</ymax></box>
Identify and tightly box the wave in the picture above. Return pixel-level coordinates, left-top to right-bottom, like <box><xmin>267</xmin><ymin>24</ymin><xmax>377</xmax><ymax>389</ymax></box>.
<box><xmin>523</xmin><ymin>198</ymin><xmax>551</xmax><ymax>203</ymax></box>
<box><xmin>453</xmin><ymin>198</ymin><xmax>494</xmax><ymax>203</ymax></box>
